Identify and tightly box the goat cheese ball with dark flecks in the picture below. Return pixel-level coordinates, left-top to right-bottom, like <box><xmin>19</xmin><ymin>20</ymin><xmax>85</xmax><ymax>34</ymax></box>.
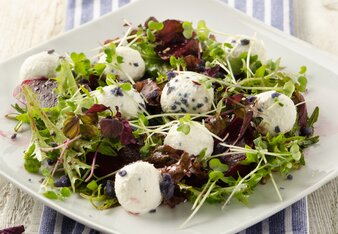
<box><xmin>91</xmin><ymin>84</ymin><xmax>145</xmax><ymax>119</ymax></box>
<box><xmin>114</xmin><ymin>161</ymin><xmax>162</xmax><ymax>214</ymax></box>
<box><xmin>227</xmin><ymin>36</ymin><xmax>266</xmax><ymax>62</ymax></box>
<box><xmin>253</xmin><ymin>91</ymin><xmax>297</xmax><ymax>135</ymax></box>
<box><xmin>160</xmin><ymin>72</ymin><xmax>214</xmax><ymax>114</ymax></box>
<box><xmin>164</xmin><ymin>121</ymin><xmax>214</xmax><ymax>157</ymax></box>
<box><xmin>98</xmin><ymin>46</ymin><xmax>145</xmax><ymax>82</ymax></box>
<box><xmin>19</xmin><ymin>50</ymin><xmax>60</xmax><ymax>81</ymax></box>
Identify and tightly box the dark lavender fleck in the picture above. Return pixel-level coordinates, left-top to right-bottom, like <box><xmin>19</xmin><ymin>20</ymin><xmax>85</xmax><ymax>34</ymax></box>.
<box><xmin>118</xmin><ymin>170</ymin><xmax>127</xmax><ymax>177</ymax></box>
<box><xmin>171</xmin><ymin>105</ymin><xmax>177</xmax><ymax>110</ymax></box>
<box><xmin>204</xmin><ymin>96</ymin><xmax>209</xmax><ymax>103</ymax></box>
<box><xmin>149</xmin><ymin>209</ymin><xmax>156</xmax><ymax>213</ymax></box>
<box><xmin>174</xmin><ymin>79</ymin><xmax>178</xmax><ymax>82</ymax></box>
<box><xmin>181</xmin><ymin>98</ymin><xmax>188</xmax><ymax>106</ymax></box>
<box><xmin>274</xmin><ymin>126</ymin><xmax>281</xmax><ymax>133</ymax></box>
<box><xmin>247</xmin><ymin>96</ymin><xmax>257</xmax><ymax>103</ymax></box>
<box><xmin>196</xmin><ymin>103</ymin><xmax>204</xmax><ymax>108</ymax></box>
<box><xmin>240</xmin><ymin>39</ymin><xmax>250</xmax><ymax>45</ymax></box>
<box><xmin>287</xmin><ymin>174</ymin><xmax>293</xmax><ymax>180</ymax></box>
<box><xmin>166</xmin><ymin>71</ymin><xmax>177</xmax><ymax>80</ymax></box>
<box><xmin>111</xmin><ymin>87</ymin><xmax>124</xmax><ymax>97</ymax></box>
<box><xmin>183</xmin><ymin>93</ymin><xmax>188</xmax><ymax>98</ymax></box>
<box><xmin>271</xmin><ymin>92</ymin><xmax>281</xmax><ymax>98</ymax></box>
<box><xmin>28</xmin><ymin>178</ymin><xmax>32</xmax><ymax>182</ymax></box>
<box><xmin>140</xmin><ymin>103</ymin><xmax>146</xmax><ymax>109</ymax></box>
<box><xmin>167</xmin><ymin>86</ymin><xmax>175</xmax><ymax>95</ymax></box>
<box><xmin>11</xmin><ymin>133</ymin><xmax>17</xmax><ymax>140</ymax></box>
<box><xmin>133</xmin><ymin>62</ymin><xmax>139</xmax><ymax>67</ymax></box>
<box><xmin>231</xmin><ymin>39</ymin><xmax>237</xmax><ymax>44</ymax></box>
<box><xmin>180</xmin><ymin>107</ymin><xmax>186</xmax><ymax>112</ymax></box>
<box><xmin>47</xmin><ymin>49</ymin><xmax>55</xmax><ymax>54</ymax></box>
<box><xmin>149</xmin><ymin>91</ymin><xmax>159</xmax><ymax>100</ymax></box>
<box><xmin>257</xmin><ymin>108</ymin><xmax>263</xmax><ymax>112</ymax></box>
<box><xmin>178</xmin><ymin>93</ymin><xmax>182</xmax><ymax>96</ymax></box>
<box><xmin>174</xmin><ymin>101</ymin><xmax>181</xmax><ymax>105</ymax></box>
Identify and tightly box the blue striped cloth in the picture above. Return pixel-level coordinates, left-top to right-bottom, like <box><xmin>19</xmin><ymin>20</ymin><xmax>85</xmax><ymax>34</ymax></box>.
<box><xmin>39</xmin><ymin>0</ymin><xmax>308</xmax><ymax>233</ymax></box>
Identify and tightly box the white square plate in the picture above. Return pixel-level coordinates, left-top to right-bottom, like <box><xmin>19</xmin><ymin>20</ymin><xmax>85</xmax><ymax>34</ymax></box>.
<box><xmin>1</xmin><ymin>0</ymin><xmax>338</xmax><ymax>233</ymax></box>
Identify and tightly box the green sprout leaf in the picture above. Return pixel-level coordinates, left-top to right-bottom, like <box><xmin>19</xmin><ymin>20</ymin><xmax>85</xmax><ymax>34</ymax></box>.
<box><xmin>93</xmin><ymin>63</ymin><xmax>106</xmax><ymax>76</ymax></box>
<box><xmin>104</xmin><ymin>43</ymin><xmax>116</xmax><ymax>63</ymax></box>
<box><xmin>87</xmin><ymin>180</ymin><xmax>98</xmax><ymax>191</ymax></box>
<box><xmin>24</xmin><ymin>155</ymin><xmax>41</xmax><ymax>173</ymax></box>
<box><xmin>60</xmin><ymin>187</ymin><xmax>71</xmax><ymax>197</ymax></box>
<box><xmin>308</xmin><ymin>107</ymin><xmax>319</xmax><ymax>128</ymax></box>
<box><xmin>209</xmin><ymin>158</ymin><xmax>229</xmax><ymax>172</ymax></box>
<box><xmin>177</xmin><ymin>123</ymin><xmax>191</xmax><ymax>135</ymax></box>
<box><xmin>44</xmin><ymin>191</ymin><xmax>58</xmax><ymax>200</ymax></box>
<box><xmin>146</xmin><ymin>28</ymin><xmax>155</xmax><ymax>42</ymax></box>
<box><xmin>120</xmin><ymin>83</ymin><xmax>132</xmax><ymax>91</ymax></box>
<box><xmin>290</xmin><ymin>143</ymin><xmax>301</xmax><ymax>161</ymax></box>
<box><xmin>182</xmin><ymin>21</ymin><xmax>193</xmax><ymax>39</ymax></box>
<box><xmin>255</xmin><ymin>65</ymin><xmax>266</xmax><ymax>77</ymax></box>
<box><xmin>106</xmin><ymin>73</ymin><xmax>117</xmax><ymax>85</ymax></box>
<box><xmin>147</xmin><ymin>20</ymin><xmax>164</xmax><ymax>31</ymax></box>
<box><xmin>297</xmin><ymin>76</ymin><xmax>307</xmax><ymax>92</ymax></box>
<box><xmin>299</xmin><ymin>65</ymin><xmax>307</xmax><ymax>74</ymax></box>
<box><xmin>283</xmin><ymin>80</ymin><xmax>295</xmax><ymax>97</ymax></box>
<box><xmin>70</xmin><ymin>52</ymin><xmax>91</xmax><ymax>77</ymax></box>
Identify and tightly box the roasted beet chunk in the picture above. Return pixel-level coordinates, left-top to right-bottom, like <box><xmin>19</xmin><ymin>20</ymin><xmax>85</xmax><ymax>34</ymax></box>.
<box><xmin>155</xmin><ymin>19</ymin><xmax>185</xmax><ymax>45</ymax></box>
<box><xmin>54</xmin><ymin>175</ymin><xmax>71</xmax><ymax>187</ymax></box>
<box><xmin>154</xmin><ymin>19</ymin><xmax>200</xmax><ymax>61</ymax></box>
<box><xmin>134</xmin><ymin>79</ymin><xmax>162</xmax><ymax>107</ymax></box>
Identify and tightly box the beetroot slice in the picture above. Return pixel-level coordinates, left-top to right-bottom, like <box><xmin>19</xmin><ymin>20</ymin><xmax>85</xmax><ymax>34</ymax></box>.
<box><xmin>13</xmin><ymin>78</ymin><xmax>58</xmax><ymax>108</ymax></box>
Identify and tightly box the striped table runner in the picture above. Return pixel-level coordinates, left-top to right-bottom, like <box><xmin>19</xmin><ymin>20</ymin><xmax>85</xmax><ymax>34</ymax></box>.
<box><xmin>39</xmin><ymin>1</ymin><xmax>308</xmax><ymax>233</ymax></box>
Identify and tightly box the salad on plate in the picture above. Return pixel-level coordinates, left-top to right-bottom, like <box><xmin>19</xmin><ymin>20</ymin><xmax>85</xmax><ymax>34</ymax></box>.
<box><xmin>6</xmin><ymin>18</ymin><xmax>319</xmax><ymax>226</ymax></box>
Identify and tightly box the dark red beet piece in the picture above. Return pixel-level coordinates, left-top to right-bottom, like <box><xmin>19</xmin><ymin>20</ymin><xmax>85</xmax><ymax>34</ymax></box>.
<box><xmin>134</xmin><ymin>79</ymin><xmax>162</xmax><ymax>107</ymax></box>
<box><xmin>155</xmin><ymin>19</ymin><xmax>185</xmax><ymax>45</ymax></box>
<box><xmin>154</xmin><ymin>19</ymin><xmax>200</xmax><ymax>61</ymax></box>
<box><xmin>13</xmin><ymin>78</ymin><xmax>58</xmax><ymax>108</ymax></box>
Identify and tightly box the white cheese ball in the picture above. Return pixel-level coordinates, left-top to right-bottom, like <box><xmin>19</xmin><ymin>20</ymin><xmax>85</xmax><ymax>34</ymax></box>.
<box><xmin>114</xmin><ymin>161</ymin><xmax>162</xmax><ymax>214</ymax></box>
<box><xmin>98</xmin><ymin>46</ymin><xmax>145</xmax><ymax>82</ymax></box>
<box><xmin>227</xmin><ymin>36</ymin><xmax>266</xmax><ymax>62</ymax></box>
<box><xmin>160</xmin><ymin>72</ymin><xmax>214</xmax><ymax>114</ymax></box>
<box><xmin>19</xmin><ymin>50</ymin><xmax>60</xmax><ymax>81</ymax></box>
<box><xmin>164</xmin><ymin>121</ymin><xmax>214</xmax><ymax>157</ymax></box>
<box><xmin>91</xmin><ymin>84</ymin><xmax>145</xmax><ymax>119</ymax></box>
<box><xmin>253</xmin><ymin>91</ymin><xmax>297</xmax><ymax>135</ymax></box>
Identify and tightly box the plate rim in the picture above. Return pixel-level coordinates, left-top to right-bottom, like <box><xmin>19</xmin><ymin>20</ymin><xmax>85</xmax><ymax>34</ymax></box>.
<box><xmin>0</xmin><ymin>0</ymin><xmax>338</xmax><ymax>233</ymax></box>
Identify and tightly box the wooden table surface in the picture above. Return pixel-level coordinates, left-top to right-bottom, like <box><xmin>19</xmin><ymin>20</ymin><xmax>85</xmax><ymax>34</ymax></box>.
<box><xmin>0</xmin><ymin>0</ymin><xmax>337</xmax><ymax>233</ymax></box>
